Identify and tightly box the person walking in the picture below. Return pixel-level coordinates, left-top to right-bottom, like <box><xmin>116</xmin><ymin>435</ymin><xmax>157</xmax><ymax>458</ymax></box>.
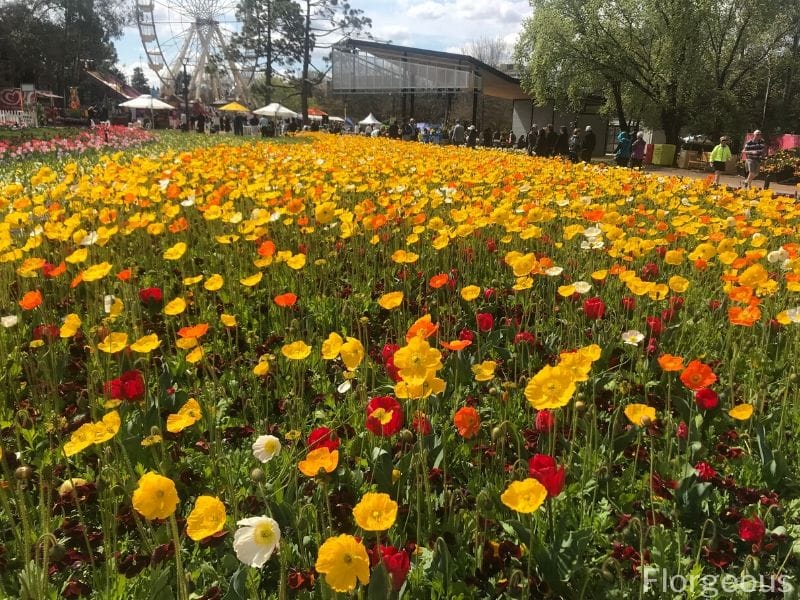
<box><xmin>526</xmin><ymin>125</ymin><xmax>538</xmax><ymax>156</ymax></box>
<box><xmin>614</xmin><ymin>131</ymin><xmax>631</xmax><ymax>167</ymax></box>
<box><xmin>743</xmin><ymin>130</ymin><xmax>766</xmax><ymax>189</ymax></box>
<box><xmin>533</xmin><ymin>127</ymin><xmax>548</xmax><ymax>156</ymax></box>
<box><xmin>580</xmin><ymin>125</ymin><xmax>596</xmax><ymax>162</ymax></box>
<box><xmin>629</xmin><ymin>131</ymin><xmax>646</xmax><ymax>169</ymax></box>
<box><xmin>450</xmin><ymin>121</ymin><xmax>465</xmax><ymax>146</ymax></box>
<box><xmin>554</xmin><ymin>125</ymin><xmax>570</xmax><ymax>158</ymax></box>
<box><xmin>544</xmin><ymin>124</ymin><xmax>558</xmax><ymax>157</ymax></box>
<box><xmin>709</xmin><ymin>136</ymin><xmax>732</xmax><ymax>186</ymax></box>
<box><xmin>568</xmin><ymin>128</ymin><xmax>581</xmax><ymax>163</ymax></box>
<box><xmin>466</xmin><ymin>125</ymin><xmax>478</xmax><ymax>148</ymax></box>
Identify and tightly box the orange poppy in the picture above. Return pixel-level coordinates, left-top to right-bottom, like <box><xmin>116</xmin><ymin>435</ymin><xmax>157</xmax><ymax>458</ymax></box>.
<box><xmin>657</xmin><ymin>354</ymin><xmax>684</xmax><ymax>372</ymax></box>
<box><xmin>19</xmin><ymin>290</ymin><xmax>43</xmax><ymax>310</ymax></box>
<box><xmin>45</xmin><ymin>261</ymin><xmax>67</xmax><ymax>278</ymax></box>
<box><xmin>116</xmin><ymin>268</ymin><xmax>132</xmax><ymax>282</ymax></box>
<box><xmin>453</xmin><ymin>406</ymin><xmax>480</xmax><ymax>439</ymax></box>
<box><xmin>177</xmin><ymin>323</ymin><xmax>209</xmax><ymax>339</ymax></box>
<box><xmin>694</xmin><ymin>259</ymin><xmax>708</xmax><ymax>271</ymax></box>
<box><xmin>728</xmin><ymin>305</ymin><xmax>761</xmax><ymax>327</ymax></box>
<box><xmin>257</xmin><ymin>240</ymin><xmax>276</xmax><ymax>258</ymax></box>
<box><xmin>727</xmin><ymin>286</ymin><xmax>753</xmax><ymax>304</ymax></box>
<box><xmin>168</xmin><ymin>217</ymin><xmax>189</xmax><ymax>233</ymax></box>
<box><xmin>70</xmin><ymin>273</ymin><xmax>83</xmax><ymax>289</ymax></box>
<box><xmin>429</xmin><ymin>273</ymin><xmax>449</xmax><ymax>289</ymax></box>
<box><xmin>440</xmin><ymin>340</ymin><xmax>472</xmax><ymax>351</ymax></box>
<box><xmin>274</xmin><ymin>293</ymin><xmax>298</xmax><ymax>307</ymax></box>
<box><xmin>406</xmin><ymin>315</ymin><xmax>438</xmax><ymax>341</ymax></box>
<box><xmin>679</xmin><ymin>360</ymin><xmax>717</xmax><ymax>390</ymax></box>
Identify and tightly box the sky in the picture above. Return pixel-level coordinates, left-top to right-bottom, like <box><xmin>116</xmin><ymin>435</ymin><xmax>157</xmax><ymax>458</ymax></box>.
<box><xmin>114</xmin><ymin>0</ymin><xmax>533</xmax><ymax>90</ymax></box>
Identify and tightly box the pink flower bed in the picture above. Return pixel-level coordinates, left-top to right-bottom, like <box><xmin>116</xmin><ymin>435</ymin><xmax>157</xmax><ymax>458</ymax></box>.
<box><xmin>0</xmin><ymin>125</ymin><xmax>154</xmax><ymax>160</ymax></box>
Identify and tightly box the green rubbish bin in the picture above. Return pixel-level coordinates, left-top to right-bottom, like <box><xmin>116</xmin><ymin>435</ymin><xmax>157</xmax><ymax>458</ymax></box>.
<box><xmin>651</xmin><ymin>144</ymin><xmax>676</xmax><ymax>166</ymax></box>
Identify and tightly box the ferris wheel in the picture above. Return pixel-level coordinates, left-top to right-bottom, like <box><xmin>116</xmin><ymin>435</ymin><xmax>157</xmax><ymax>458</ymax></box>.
<box><xmin>135</xmin><ymin>0</ymin><xmax>256</xmax><ymax>103</ymax></box>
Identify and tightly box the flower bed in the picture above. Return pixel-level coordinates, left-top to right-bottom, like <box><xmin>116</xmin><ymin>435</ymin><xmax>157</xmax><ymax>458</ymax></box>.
<box><xmin>0</xmin><ymin>135</ymin><xmax>799</xmax><ymax>598</ymax></box>
<box><xmin>0</xmin><ymin>125</ymin><xmax>155</xmax><ymax>160</ymax></box>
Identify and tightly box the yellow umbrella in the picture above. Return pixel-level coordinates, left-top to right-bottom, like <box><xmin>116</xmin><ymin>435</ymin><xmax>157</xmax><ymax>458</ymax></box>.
<box><xmin>219</xmin><ymin>101</ymin><xmax>250</xmax><ymax>112</ymax></box>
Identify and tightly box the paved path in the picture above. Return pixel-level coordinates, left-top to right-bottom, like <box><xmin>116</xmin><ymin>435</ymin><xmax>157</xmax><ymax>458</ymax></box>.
<box><xmin>641</xmin><ymin>165</ymin><xmax>799</xmax><ymax>198</ymax></box>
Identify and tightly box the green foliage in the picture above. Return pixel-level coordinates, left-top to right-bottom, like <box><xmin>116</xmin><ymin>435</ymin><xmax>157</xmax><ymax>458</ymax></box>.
<box><xmin>515</xmin><ymin>0</ymin><xmax>800</xmax><ymax>143</ymax></box>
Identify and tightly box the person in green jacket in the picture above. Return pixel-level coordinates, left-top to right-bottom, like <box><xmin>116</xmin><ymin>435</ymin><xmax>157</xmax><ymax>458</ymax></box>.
<box><xmin>709</xmin><ymin>136</ymin><xmax>732</xmax><ymax>186</ymax></box>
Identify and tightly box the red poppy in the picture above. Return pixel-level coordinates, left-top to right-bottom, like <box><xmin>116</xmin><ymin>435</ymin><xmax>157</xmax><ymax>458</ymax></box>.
<box><xmin>646</xmin><ymin>316</ymin><xmax>663</xmax><ymax>337</ymax></box>
<box><xmin>307</xmin><ymin>426</ymin><xmax>339</xmax><ymax>451</ymax></box>
<box><xmin>365</xmin><ymin>396</ymin><xmax>403</xmax><ymax>437</ymax></box>
<box><xmin>454</xmin><ymin>406</ymin><xmax>480</xmax><ymax>439</ymax></box>
<box><xmin>459</xmin><ymin>328</ymin><xmax>475</xmax><ymax>342</ymax></box>
<box><xmin>528</xmin><ymin>454</ymin><xmax>565</xmax><ymax>497</ymax></box>
<box><xmin>738</xmin><ymin>516</ymin><xmax>765</xmax><ymax>545</ymax></box>
<box><xmin>374</xmin><ymin>545</ymin><xmax>411</xmax><ymax>590</ymax></box>
<box><xmin>381</xmin><ymin>343</ymin><xmax>399</xmax><ymax>364</ymax></box>
<box><xmin>476</xmin><ymin>313</ymin><xmax>494</xmax><ymax>332</ymax></box>
<box><xmin>138</xmin><ymin>287</ymin><xmax>163</xmax><ymax>306</ymax></box>
<box><xmin>105</xmin><ymin>370</ymin><xmax>146</xmax><ymax>402</ymax></box>
<box><xmin>33</xmin><ymin>324</ymin><xmax>60</xmax><ymax>342</ymax></box>
<box><xmin>695</xmin><ymin>388</ymin><xmax>719</xmax><ymax>410</ymax></box>
<box><xmin>535</xmin><ymin>410</ymin><xmax>555</xmax><ymax>433</ymax></box>
<box><xmin>583</xmin><ymin>297</ymin><xmax>606</xmax><ymax>320</ymax></box>
<box><xmin>621</xmin><ymin>296</ymin><xmax>636</xmax><ymax>312</ymax></box>
<box><xmin>514</xmin><ymin>331</ymin><xmax>536</xmax><ymax>346</ymax></box>
<box><xmin>694</xmin><ymin>461</ymin><xmax>718</xmax><ymax>482</ymax></box>
<box><xmin>412</xmin><ymin>411</ymin><xmax>432</xmax><ymax>435</ymax></box>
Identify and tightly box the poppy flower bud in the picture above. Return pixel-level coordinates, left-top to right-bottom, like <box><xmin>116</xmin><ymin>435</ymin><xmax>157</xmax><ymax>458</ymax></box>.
<box><xmin>250</xmin><ymin>468</ymin><xmax>265</xmax><ymax>483</ymax></box>
<box><xmin>15</xmin><ymin>465</ymin><xmax>33</xmax><ymax>480</ymax></box>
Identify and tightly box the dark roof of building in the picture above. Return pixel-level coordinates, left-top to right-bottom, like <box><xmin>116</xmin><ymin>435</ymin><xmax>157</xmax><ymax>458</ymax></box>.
<box><xmin>338</xmin><ymin>39</ymin><xmax>530</xmax><ymax>100</ymax></box>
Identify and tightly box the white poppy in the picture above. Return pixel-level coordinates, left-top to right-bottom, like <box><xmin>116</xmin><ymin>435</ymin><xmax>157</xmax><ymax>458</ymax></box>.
<box><xmin>104</xmin><ymin>295</ymin><xmax>116</xmax><ymax>314</ymax></box>
<box><xmin>233</xmin><ymin>516</ymin><xmax>281</xmax><ymax>568</ymax></box>
<box><xmin>337</xmin><ymin>380</ymin><xmax>352</xmax><ymax>394</ymax></box>
<box><xmin>573</xmin><ymin>281</ymin><xmax>592</xmax><ymax>294</ymax></box>
<box><xmin>1</xmin><ymin>315</ymin><xmax>18</xmax><ymax>328</ymax></box>
<box><xmin>621</xmin><ymin>330</ymin><xmax>645</xmax><ymax>345</ymax></box>
<box><xmin>767</xmin><ymin>248</ymin><xmax>789</xmax><ymax>264</ymax></box>
<box><xmin>251</xmin><ymin>435</ymin><xmax>281</xmax><ymax>463</ymax></box>
<box><xmin>545</xmin><ymin>266</ymin><xmax>564</xmax><ymax>277</ymax></box>
<box><xmin>79</xmin><ymin>231</ymin><xmax>98</xmax><ymax>246</ymax></box>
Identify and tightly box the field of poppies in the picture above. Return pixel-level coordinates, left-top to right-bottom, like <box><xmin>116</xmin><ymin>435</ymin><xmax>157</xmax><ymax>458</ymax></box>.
<box><xmin>1</xmin><ymin>132</ymin><xmax>800</xmax><ymax>599</ymax></box>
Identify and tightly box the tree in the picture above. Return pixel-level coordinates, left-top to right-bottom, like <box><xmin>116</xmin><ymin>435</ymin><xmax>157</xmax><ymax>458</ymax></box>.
<box><xmin>130</xmin><ymin>66</ymin><xmax>149</xmax><ymax>94</ymax></box>
<box><xmin>233</xmin><ymin>0</ymin><xmax>304</xmax><ymax>104</ymax></box>
<box><xmin>461</xmin><ymin>37</ymin><xmax>511</xmax><ymax>68</ymax></box>
<box><xmin>0</xmin><ymin>0</ymin><xmax>127</xmax><ymax>101</ymax></box>
<box><xmin>515</xmin><ymin>0</ymin><xmax>797</xmax><ymax>145</ymax></box>
<box><xmin>295</xmin><ymin>0</ymin><xmax>371</xmax><ymax>121</ymax></box>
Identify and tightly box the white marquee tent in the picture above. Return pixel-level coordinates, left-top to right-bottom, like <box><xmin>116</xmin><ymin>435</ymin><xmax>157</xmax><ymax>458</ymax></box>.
<box><xmin>358</xmin><ymin>113</ymin><xmax>382</xmax><ymax>125</ymax></box>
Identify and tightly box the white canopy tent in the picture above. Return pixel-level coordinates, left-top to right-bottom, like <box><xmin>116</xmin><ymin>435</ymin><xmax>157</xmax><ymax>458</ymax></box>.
<box><xmin>118</xmin><ymin>94</ymin><xmax>175</xmax><ymax>110</ymax></box>
<box><xmin>253</xmin><ymin>102</ymin><xmax>298</xmax><ymax>118</ymax></box>
<box><xmin>358</xmin><ymin>113</ymin><xmax>382</xmax><ymax>125</ymax></box>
